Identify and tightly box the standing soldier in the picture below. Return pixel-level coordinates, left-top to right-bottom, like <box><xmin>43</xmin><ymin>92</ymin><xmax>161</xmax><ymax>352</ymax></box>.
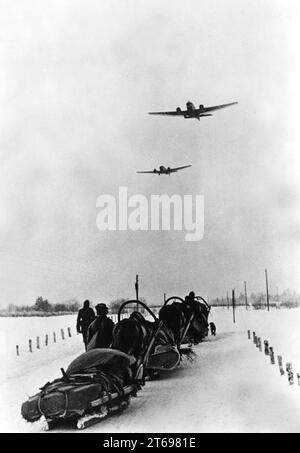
<box><xmin>76</xmin><ymin>300</ymin><xmax>95</xmax><ymax>350</ymax></box>
<box><xmin>86</xmin><ymin>303</ymin><xmax>115</xmax><ymax>350</ymax></box>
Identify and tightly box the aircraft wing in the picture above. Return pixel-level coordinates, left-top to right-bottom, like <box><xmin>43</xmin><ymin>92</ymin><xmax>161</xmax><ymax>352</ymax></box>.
<box><xmin>136</xmin><ymin>170</ymin><xmax>157</xmax><ymax>174</ymax></box>
<box><xmin>170</xmin><ymin>165</ymin><xmax>192</xmax><ymax>173</ymax></box>
<box><xmin>148</xmin><ymin>110</ymin><xmax>185</xmax><ymax>116</ymax></box>
<box><xmin>199</xmin><ymin>101</ymin><xmax>238</xmax><ymax>114</ymax></box>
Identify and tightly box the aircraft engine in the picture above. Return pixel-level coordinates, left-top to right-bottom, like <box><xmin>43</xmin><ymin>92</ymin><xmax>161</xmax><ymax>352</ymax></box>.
<box><xmin>176</xmin><ymin>107</ymin><xmax>181</xmax><ymax>113</ymax></box>
<box><xmin>153</xmin><ymin>169</ymin><xmax>157</xmax><ymax>172</ymax></box>
<box><xmin>199</xmin><ymin>104</ymin><xmax>204</xmax><ymax>109</ymax></box>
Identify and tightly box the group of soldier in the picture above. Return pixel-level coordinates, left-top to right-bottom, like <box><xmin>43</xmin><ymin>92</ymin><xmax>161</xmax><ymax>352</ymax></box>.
<box><xmin>76</xmin><ymin>292</ymin><xmax>216</xmax><ymax>352</ymax></box>
<box><xmin>76</xmin><ymin>300</ymin><xmax>114</xmax><ymax>350</ymax></box>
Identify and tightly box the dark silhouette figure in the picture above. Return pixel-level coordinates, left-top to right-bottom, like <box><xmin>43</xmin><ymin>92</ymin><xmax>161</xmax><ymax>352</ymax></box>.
<box><xmin>112</xmin><ymin>316</ymin><xmax>147</xmax><ymax>358</ymax></box>
<box><xmin>209</xmin><ymin>322</ymin><xmax>216</xmax><ymax>336</ymax></box>
<box><xmin>76</xmin><ymin>300</ymin><xmax>95</xmax><ymax>350</ymax></box>
<box><xmin>183</xmin><ymin>291</ymin><xmax>209</xmax><ymax>342</ymax></box>
<box><xmin>86</xmin><ymin>303</ymin><xmax>115</xmax><ymax>350</ymax></box>
<box><xmin>183</xmin><ymin>292</ymin><xmax>197</xmax><ymax>315</ymax></box>
<box><xmin>159</xmin><ymin>303</ymin><xmax>186</xmax><ymax>347</ymax></box>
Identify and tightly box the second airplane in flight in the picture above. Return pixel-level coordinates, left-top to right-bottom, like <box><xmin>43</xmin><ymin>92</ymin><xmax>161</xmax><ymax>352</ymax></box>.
<box><xmin>137</xmin><ymin>165</ymin><xmax>192</xmax><ymax>175</ymax></box>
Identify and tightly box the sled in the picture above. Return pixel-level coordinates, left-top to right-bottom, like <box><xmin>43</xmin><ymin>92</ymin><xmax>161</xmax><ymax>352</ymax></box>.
<box><xmin>163</xmin><ymin>295</ymin><xmax>210</xmax><ymax>346</ymax></box>
<box><xmin>21</xmin><ymin>299</ymin><xmax>168</xmax><ymax>431</ymax></box>
<box><xmin>21</xmin><ymin>348</ymin><xmax>141</xmax><ymax>430</ymax></box>
<box><xmin>117</xmin><ymin>300</ymin><xmax>181</xmax><ymax>372</ymax></box>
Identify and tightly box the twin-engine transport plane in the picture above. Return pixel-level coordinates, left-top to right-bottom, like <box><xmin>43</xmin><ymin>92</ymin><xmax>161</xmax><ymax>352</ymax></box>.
<box><xmin>149</xmin><ymin>101</ymin><xmax>238</xmax><ymax>121</ymax></box>
<box><xmin>137</xmin><ymin>165</ymin><xmax>192</xmax><ymax>175</ymax></box>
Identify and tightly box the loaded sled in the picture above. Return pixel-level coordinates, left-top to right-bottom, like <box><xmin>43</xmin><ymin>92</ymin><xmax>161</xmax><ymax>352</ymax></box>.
<box><xmin>21</xmin><ymin>348</ymin><xmax>141</xmax><ymax>430</ymax></box>
<box><xmin>163</xmin><ymin>295</ymin><xmax>210</xmax><ymax>346</ymax></box>
<box><xmin>117</xmin><ymin>300</ymin><xmax>181</xmax><ymax>372</ymax></box>
<box><xmin>21</xmin><ymin>299</ymin><xmax>178</xmax><ymax>430</ymax></box>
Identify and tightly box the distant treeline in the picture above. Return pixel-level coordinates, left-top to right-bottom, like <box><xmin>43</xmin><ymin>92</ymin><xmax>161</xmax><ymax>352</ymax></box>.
<box><xmin>210</xmin><ymin>289</ymin><xmax>300</xmax><ymax>309</ymax></box>
<box><xmin>2</xmin><ymin>291</ymin><xmax>300</xmax><ymax>317</ymax></box>
<box><xmin>0</xmin><ymin>297</ymin><xmax>80</xmax><ymax>317</ymax></box>
<box><xmin>0</xmin><ymin>296</ymin><xmax>149</xmax><ymax>317</ymax></box>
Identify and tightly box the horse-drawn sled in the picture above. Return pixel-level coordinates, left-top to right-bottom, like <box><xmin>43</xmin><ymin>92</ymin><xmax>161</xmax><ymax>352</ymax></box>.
<box><xmin>21</xmin><ymin>348</ymin><xmax>139</xmax><ymax>430</ymax></box>
<box><xmin>21</xmin><ymin>300</ymin><xmax>170</xmax><ymax>429</ymax></box>
<box><xmin>21</xmin><ymin>296</ymin><xmax>210</xmax><ymax>430</ymax></box>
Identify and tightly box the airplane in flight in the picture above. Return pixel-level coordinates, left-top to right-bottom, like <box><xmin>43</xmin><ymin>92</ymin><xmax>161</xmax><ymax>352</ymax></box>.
<box><xmin>148</xmin><ymin>101</ymin><xmax>238</xmax><ymax>121</ymax></box>
<box><xmin>137</xmin><ymin>165</ymin><xmax>192</xmax><ymax>175</ymax></box>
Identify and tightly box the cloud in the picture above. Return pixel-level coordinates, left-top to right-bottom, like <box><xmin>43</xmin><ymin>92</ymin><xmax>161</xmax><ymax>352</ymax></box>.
<box><xmin>0</xmin><ymin>0</ymin><xmax>300</xmax><ymax>305</ymax></box>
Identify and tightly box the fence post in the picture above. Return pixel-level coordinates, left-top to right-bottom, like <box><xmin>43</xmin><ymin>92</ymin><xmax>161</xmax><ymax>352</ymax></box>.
<box><xmin>61</xmin><ymin>329</ymin><xmax>65</xmax><ymax>340</ymax></box>
<box><xmin>16</xmin><ymin>345</ymin><xmax>19</xmax><ymax>356</ymax></box>
<box><xmin>53</xmin><ymin>332</ymin><xmax>56</xmax><ymax>343</ymax></box>
<box><xmin>36</xmin><ymin>336</ymin><xmax>40</xmax><ymax>349</ymax></box>
<box><xmin>257</xmin><ymin>337</ymin><xmax>262</xmax><ymax>351</ymax></box>
<box><xmin>277</xmin><ymin>355</ymin><xmax>284</xmax><ymax>375</ymax></box>
<box><xmin>247</xmin><ymin>330</ymin><xmax>251</xmax><ymax>340</ymax></box>
<box><xmin>286</xmin><ymin>363</ymin><xmax>294</xmax><ymax>385</ymax></box>
<box><xmin>45</xmin><ymin>334</ymin><xmax>48</xmax><ymax>346</ymax></box>
<box><xmin>29</xmin><ymin>339</ymin><xmax>32</xmax><ymax>352</ymax></box>
<box><xmin>269</xmin><ymin>347</ymin><xmax>275</xmax><ymax>364</ymax></box>
<box><xmin>264</xmin><ymin>340</ymin><xmax>269</xmax><ymax>355</ymax></box>
<box><xmin>68</xmin><ymin>327</ymin><xmax>71</xmax><ymax>338</ymax></box>
<box><xmin>297</xmin><ymin>373</ymin><xmax>300</xmax><ymax>386</ymax></box>
<box><xmin>252</xmin><ymin>332</ymin><xmax>256</xmax><ymax>343</ymax></box>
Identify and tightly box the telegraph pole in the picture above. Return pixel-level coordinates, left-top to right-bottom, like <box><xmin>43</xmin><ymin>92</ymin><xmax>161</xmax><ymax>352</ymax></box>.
<box><xmin>232</xmin><ymin>289</ymin><xmax>236</xmax><ymax>323</ymax></box>
<box><xmin>244</xmin><ymin>281</ymin><xmax>248</xmax><ymax>310</ymax></box>
<box><xmin>135</xmin><ymin>274</ymin><xmax>139</xmax><ymax>311</ymax></box>
<box><xmin>265</xmin><ymin>269</ymin><xmax>270</xmax><ymax>311</ymax></box>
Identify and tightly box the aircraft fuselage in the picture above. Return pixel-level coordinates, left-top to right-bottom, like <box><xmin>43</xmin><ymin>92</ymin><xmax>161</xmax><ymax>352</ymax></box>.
<box><xmin>184</xmin><ymin>101</ymin><xmax>201</xmax><ymax>120</ymax></box>
<box><xmin>158</xmin><ymin>166</ymin><xmax>171</xmax><ymax>175</ymax></box>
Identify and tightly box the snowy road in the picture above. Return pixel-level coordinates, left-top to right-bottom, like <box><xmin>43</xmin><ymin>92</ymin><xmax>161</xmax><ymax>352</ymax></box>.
<box><xmin>1</xmin><ymin>308</ymin><xmax>300</xmax><ymax>432</ymax></box>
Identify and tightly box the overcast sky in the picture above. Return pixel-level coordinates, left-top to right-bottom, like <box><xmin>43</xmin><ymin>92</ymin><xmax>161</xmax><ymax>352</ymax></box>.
<box><xmin>1</xmin><ymin>0</ymin><xmax>300</xmax><ymax>307</ymax></box>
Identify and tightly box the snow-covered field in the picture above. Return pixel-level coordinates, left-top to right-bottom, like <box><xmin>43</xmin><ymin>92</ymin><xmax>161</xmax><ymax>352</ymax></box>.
<box><xmin>0</xmin><ymin>307</ymin><xmax>300</xmax><ymax>433</ymax></box>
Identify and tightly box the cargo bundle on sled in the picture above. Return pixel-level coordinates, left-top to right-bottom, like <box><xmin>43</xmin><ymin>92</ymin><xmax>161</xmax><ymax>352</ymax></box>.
<box><xmin>116</xmin><ymin>300</ymin><xmax>181</xmax><ymax>372</ymax></box>
<box><xmin>21</xmin><ymin>349</ymin><xmax>140</xmax><ymax>430</ymax></box>
<box><xmin>21</xmin><ymin>302</ymin><xmax>166</xmax><ymax>430</ymax></box>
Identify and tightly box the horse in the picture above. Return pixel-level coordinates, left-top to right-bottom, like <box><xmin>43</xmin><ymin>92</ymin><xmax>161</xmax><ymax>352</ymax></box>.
<box><xmin>159</xmin><ymin>296</ymin><xmax>210</xmax><ymax>347</ymax></box>
<box><xmin>158</xmin><ymin>300</ymin><xmax>186</xmax><ymax>348</ymax></box>
<box><xmin>112</xmin><ymin>311</ymin><xmax>155</xmax><ymax>359</ymax></box>
<box><xmin>184</xmin><ymin>297</ymin><xmax>210</xmax><ymax>343</ymax></box>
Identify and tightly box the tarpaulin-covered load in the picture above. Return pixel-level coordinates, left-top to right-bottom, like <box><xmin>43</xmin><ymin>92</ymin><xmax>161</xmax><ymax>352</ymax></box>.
<box><xmin>66</xmin><ymin>348</ymin><xmax>135</xmax><ymax>377</ymax></box>
<box><xmin>116</xmin><ymin>301</ymin><xmax>181</xmax><ymax>372</ymax></box>
<box><xmin>21</xmin><ymin>349</ymin><xmax>139</xmax><ymax>430</ymax></box>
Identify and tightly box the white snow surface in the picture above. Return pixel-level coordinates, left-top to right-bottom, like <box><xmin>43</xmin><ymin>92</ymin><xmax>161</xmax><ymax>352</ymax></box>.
<box><xmin>1</xmin><ymin>307</ymin><xmax>300</xmax><ymax>433</ymax></box>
